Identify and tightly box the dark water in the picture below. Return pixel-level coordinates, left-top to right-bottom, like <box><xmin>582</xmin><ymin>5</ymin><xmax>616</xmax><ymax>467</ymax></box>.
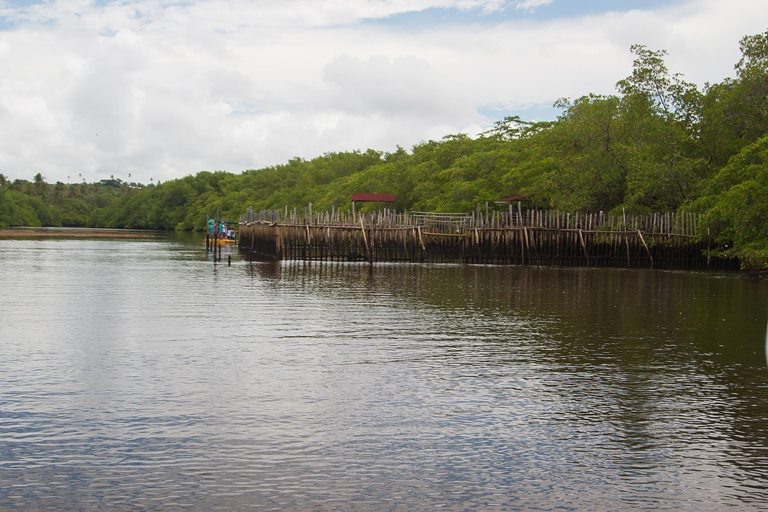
<box><xmin>1</xmin><ymin>234</ymin><xmax>767</xmax><ymax>511</ymax></box>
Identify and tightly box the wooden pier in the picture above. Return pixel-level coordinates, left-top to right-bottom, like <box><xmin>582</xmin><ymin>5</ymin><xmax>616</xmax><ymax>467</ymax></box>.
<box><xmin>238</xmin><ymin>207</ymin><xmax>736</xmax><ymax>270</ymax></box>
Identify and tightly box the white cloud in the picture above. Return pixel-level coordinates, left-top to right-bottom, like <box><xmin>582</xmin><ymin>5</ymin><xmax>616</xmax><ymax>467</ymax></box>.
<box><xmin>0</xmin><ymin>0</ymin><xmax>766</xmax><ymax>184</ymax></box>
<box><xmin>514</xmin><ymin>0</ymin><xmax>553</xmax><ymax>12</ymax></box>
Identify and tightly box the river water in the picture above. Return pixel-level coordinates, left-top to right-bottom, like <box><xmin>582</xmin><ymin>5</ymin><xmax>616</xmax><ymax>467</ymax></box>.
<box><xmin>1</xmin><ymin>233</ymin><xmax>767</xmax><ymax>511</ymax></box>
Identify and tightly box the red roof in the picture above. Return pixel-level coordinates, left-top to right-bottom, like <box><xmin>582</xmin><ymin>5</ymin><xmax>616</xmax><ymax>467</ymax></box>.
<box><xmin>351</xmin><ymin>193</ymin><xmax>396</xmax><ymax>203</ymax></box>
<box><xmin>499</xmin><ymin>194</ymin><xmax>527</xmax><ymax>202</ymax></box>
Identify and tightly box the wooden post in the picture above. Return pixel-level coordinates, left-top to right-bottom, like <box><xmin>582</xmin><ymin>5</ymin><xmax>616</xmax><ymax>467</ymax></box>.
<box><xmin>637</xmin><ymin>229</ymin><xmax>653</xmax><ymax>268</ymax></box>
<box><xmin>623</xmin><ymin>208</ymin><xmax>630</xmax><ymax>267</ymax></box>
<box><xmin>521</xmin><ymin>227</ymin><xmax>527</xmax><ymax>265</ymax></box>
<box><xmin>360</xmin><ymin>216</ymin><xmax>372</xmax><ymax>265</ymax></box>
<box><xmin>578</xmin><ymin>229</ymin><xmax>589</xmax><ymax>265</ymax></box>
<box><xmin>275</xmin><ymin>226</ymin><xmax>282</xmax><ymax>260</ymax></box>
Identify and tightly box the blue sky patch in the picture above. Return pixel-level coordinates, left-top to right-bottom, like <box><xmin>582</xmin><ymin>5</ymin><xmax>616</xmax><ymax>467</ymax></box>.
<box><xmin>363</xmin><ymin>0</ymin><xmax>682</xmax><ymax>30</ymax></box>
<box><xmin>1</xmin><ymin>0</ymin><xmax>47</xmax><ymax>6</ymax></box>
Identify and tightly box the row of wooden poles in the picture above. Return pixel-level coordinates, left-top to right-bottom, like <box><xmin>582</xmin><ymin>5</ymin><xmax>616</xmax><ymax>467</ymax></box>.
<box><xmin>238</xmin><ymin>207</ymin><xmax>736</xmax><ymax>270</ymax></box>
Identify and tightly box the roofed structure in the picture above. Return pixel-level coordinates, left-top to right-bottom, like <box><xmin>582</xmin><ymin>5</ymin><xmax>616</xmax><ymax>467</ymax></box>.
<box><xmin>351</xmin><ymin>193</ymin><xmax>396</xmax><ymax>203</ymax></box>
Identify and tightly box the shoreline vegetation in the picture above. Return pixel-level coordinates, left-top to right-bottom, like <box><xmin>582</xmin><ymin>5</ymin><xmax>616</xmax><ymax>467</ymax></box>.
<box><xmin>1</xmin><ymin>31</ymin><xmax>767</xmax><ymax>269</ymax></box>
<box><xmin>0</xmin><ymin>228</ymin><xmax>154</xmax><ymax>239</ymax></box>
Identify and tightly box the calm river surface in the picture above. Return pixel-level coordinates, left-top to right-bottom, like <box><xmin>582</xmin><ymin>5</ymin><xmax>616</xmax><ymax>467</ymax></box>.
<box><xmin>1</xmin><ymin>233</ymin><xmax>767</xmax><ymax>511</ymax></box>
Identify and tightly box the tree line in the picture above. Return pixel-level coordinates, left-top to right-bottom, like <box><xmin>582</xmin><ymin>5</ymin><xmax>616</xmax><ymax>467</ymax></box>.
<box><xmin>1</xmin><ymin>31</ymin><xmax>766</xmax><ymax>269</ymax></box>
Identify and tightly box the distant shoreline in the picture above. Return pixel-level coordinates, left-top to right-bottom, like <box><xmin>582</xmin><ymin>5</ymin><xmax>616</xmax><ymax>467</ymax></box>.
<box><xmin>0</xmin><ymin>228</ymin><xmax>155</xmax><ymax>239</ymax></box>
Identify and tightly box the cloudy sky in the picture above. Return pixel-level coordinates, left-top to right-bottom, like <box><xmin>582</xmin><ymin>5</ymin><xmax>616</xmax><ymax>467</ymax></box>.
<box><xmin>0</xmin><ymin>0</ymin><xmax>765</xmax><ymax>184</ymax></box>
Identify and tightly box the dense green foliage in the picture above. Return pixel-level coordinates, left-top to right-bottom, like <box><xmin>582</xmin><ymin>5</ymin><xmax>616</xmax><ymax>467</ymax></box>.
<box><xmin>1</xmin><ymin>31</ymin><xmax>767</xmax><ymax>268</ymax></box>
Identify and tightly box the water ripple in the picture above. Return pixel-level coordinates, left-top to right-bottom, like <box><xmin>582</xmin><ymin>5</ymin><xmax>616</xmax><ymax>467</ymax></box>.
<box><xmin>1</xmin><ymin>239</ymin><xmax>768</xmax><ymax>510</ymax></box>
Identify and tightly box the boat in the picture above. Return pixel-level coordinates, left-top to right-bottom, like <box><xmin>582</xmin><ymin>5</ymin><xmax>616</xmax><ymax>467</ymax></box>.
<box><xmin>206</xmin><ymin>216</ymin><xmax>237</xmax><ymax>246</ymax></box>
<box><xmin>210</xmin><ymin>236</ymin><xmax>236</xmax><ymax>246</ymax></box>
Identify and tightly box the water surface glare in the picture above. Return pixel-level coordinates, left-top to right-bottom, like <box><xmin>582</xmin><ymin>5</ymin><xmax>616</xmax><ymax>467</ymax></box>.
<box><xmin>1</xmin><ymin>236</ymin><xmax>768</xmax><ymax>510</ymax></box>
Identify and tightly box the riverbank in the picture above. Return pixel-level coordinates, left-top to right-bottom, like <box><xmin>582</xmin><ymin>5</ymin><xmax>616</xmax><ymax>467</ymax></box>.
<box><xmin>0</xmin><ymin>228</ymin><xmax>155</xmax><ymax>239</ymax></box>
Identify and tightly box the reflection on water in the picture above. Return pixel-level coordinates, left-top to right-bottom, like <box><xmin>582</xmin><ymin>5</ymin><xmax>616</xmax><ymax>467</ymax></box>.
<box><xmin>1</xmin><ymin>236</ymin><xmax>768</xmax><ymax>511</ymax></box>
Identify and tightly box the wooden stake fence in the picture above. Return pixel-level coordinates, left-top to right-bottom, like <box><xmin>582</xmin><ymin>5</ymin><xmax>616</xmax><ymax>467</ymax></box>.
<box><xmin>237</xmin><ymin>207</ymin><xmax>736</xmax><ymax>270</ymax></box>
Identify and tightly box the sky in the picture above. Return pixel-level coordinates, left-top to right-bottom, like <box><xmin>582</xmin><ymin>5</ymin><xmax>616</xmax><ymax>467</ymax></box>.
<box><xmin>0</xmin><ymin>0</ymin><xmax>766</xmax><ymax>184</ymax></box>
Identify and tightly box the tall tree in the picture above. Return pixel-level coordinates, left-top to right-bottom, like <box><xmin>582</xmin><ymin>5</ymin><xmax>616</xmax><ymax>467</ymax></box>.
<box><xmin>614</xmin><ymin>44</ymin><xmax>704</xmax><ymax>211</ymax></box>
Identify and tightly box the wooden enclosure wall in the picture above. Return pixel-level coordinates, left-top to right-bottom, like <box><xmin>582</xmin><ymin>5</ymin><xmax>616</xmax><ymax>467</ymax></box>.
<box><xmin>238</xmin><ymin>208</ymin><xmax>735</xmax><ymax>270</ymax></box>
